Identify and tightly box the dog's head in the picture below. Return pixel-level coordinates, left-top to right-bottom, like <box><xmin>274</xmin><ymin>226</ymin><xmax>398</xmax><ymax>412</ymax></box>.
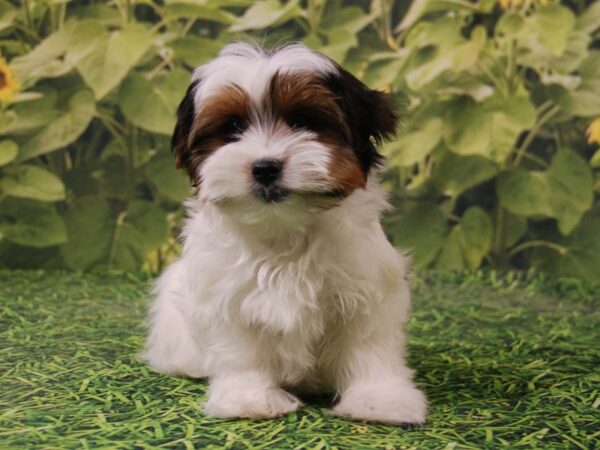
<box><xmin>173</xmin><ymin>43</ymin><xmax>397</xmax><ymax>229</ymax></box>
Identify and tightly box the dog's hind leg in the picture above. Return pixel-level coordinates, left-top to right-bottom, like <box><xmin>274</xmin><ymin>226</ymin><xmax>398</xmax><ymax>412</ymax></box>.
<box><xmin>143</xmin><ymin>260</ymin><xmax>207</xmax><ymax>379</ymax></box>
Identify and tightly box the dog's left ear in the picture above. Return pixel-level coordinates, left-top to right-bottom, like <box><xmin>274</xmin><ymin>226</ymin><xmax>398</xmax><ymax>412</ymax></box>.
<box><xmin>327</xmin><ymin>66</ymin><xmax>398</xmax><ymax>174</ymax></box>
<box><xmin>171</xmin><ymin>79</ymin><xmax>200</xmax><ymax>170</ymax></box>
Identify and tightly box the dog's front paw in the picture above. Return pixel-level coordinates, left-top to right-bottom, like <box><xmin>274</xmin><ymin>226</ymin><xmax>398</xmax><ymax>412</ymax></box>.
<box><xmin>332</xmin><ymin>381</ymin><xmax>427</xmax><ymax>426</ymax></box>
<box><xmin>204</xmin><ymin>381</ymin><xmax>301</xmax><ymax>419</ymax></box>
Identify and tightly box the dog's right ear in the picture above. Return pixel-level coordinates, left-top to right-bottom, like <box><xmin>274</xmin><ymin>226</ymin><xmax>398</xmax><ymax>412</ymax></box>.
<box><xmin>171</xmin><ymin>79</ymin><xmax>200</xmax><ymax>170</ymax></box>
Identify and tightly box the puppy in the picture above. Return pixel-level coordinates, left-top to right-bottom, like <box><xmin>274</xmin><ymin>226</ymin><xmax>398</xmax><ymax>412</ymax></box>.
<box><xmin>144</xmin><ymin>42</ymin><xmax>427</xmax><ymax>425</ymax></box>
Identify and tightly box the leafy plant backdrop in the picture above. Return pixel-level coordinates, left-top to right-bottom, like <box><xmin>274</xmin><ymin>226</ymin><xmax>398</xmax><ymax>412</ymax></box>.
<box><xmin>0</xmin><ymin>0</ymin><xmax>598</xmax><ymax>280</ymax></box>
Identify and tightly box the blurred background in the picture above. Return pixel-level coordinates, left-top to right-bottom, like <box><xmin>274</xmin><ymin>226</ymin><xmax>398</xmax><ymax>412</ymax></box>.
<box><xmin>0</xmin><ymin>0</ymin><xmax>598</xmax><ymax>280</ymax></box>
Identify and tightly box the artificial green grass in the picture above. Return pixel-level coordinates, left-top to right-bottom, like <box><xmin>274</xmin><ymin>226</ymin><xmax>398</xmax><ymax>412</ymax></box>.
<box><xmin>0</xmin><ymin>271</ymin><xmax>598</xmax><ymax>449</ymax></box>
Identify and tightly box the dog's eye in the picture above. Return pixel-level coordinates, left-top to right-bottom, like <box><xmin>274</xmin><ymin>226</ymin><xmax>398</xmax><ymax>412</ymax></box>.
<box><xmin>287</xmin><ymin>112</ymin><xmax>317</xmax><ymax>131</ymax></box>
<box><xmin>223</xmin><ymin>117</ymin><xmax>247</xmax><ymax>141</ymax></box>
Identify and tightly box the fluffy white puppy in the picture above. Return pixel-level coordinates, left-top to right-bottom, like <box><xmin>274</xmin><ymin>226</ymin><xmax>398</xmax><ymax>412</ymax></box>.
<box><xmin>144</xmin><ymin>42</ymin><xmax>427</xmax><ymax>425</ymax></box>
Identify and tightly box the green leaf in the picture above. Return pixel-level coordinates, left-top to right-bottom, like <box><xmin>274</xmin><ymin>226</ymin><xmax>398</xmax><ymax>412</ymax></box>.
<box><xmin>19</xmin><ymin>90</ymin><xmax>95</xmax><ymax>161</ymax></box>
<box><xmin>497</xmin><ymin>150</ymin><xmax>593</xmax><ymax>235</ymax></box>
<box><xmin>164</xmin><ymin>0</ymin><xmax>253</xmax><ymax>5</ymax></box>
<box><xmin>512</xmin><ymin>5</ymin><xmax>577</xmax><ymax>73</ymax></box>
<box><xmin>394</xmin><ymin>0</ymin><xmax>484</xmax><ymax>33</ymax></box>
<box><xmin>577</xmin><ymin>1</ymin><xmax>600</xmax><ymax>34</ymax></box>
<box><xmin>504</xmin><ymin>213</ymin><xmax>527</xmax><ymax>248</ymax></box>
<box><xmin>451</xmin><ymin>25</ymin><xmax>487</xmax><ymax>72</ymax></box>
<box><xmin>144</xmin><ymin>152</ymin><xmax>191</xmax><ymax>202</ymax></box>
<box><xmin>394</xmin><ymin>0</ymin><xmax>431</xmax><ymax>33</ymax></box>
<box><xmin>125</xmin><ymin>201</ymin><xmax>168</xmax><ymax>253</ymax></box>
<box><xmin>10</xmin><ymin>20</ymin><xmax>106</xmax><ymax>87</ymax></box>
<box><xmin>0</xmin><ymin>1</ymin><xmax>16</xmax><ymax>33</ymax></box>
<box><xmin>383</xmin><ymin>117</ymin><xmax>443</xmax><ymax>167</ymax></box>
<box><xmin>435</xmin><ymin>207</ymin><xmax>493</xmax><ymax>271</ymax></box>
<box><xmin>433</xmin><ymin>154</ymin><xmax>498</xmax><ymax>197</ymax></box>
<box><xmin>0</xmin><ymin>165</ymin><xmax>65</xmax><ymax>202</ymax></box>
<box><xmin>0</xmin><ymin>88</ymin><xmax>60</xmax><ymax>136</ymax></box>
<box><xmin>0</xmin><ymin>140</ymin><xmax>18</xmax><ymax>166</ymax></box>
<box><xmin>70</xmin><ymin>3</ymin><xmax>122</xmax><ymax>26</ymax></box>
<box><xmin>402</xmin><ymin>18</ymin><xmax>484</xmax><ymax>91</ymax></box>
<box><xmin>386</xmin><ymin>202</ymin><xmax>449</xmax><ymax>268</ymax></box>
<box><xmin>544</xmin><ymin>151</ymin><xmax>594</xmax><ymax>234</ymax></box>
<box><xmin>435</xmin><ymin>227</ymin><xmax>465</xmax><ymax>270</ymax></box>
<box><xmin>532</xmin><ymin>212</ymin><xmax>600</xmax><ymax>282</ymax></box>
<box><xmin>497</xmin><ymin>168</ymin><xmax>552</xmax><ymax>217</ymax></box>
<box><xmin>0</xmin><ymin>198</ymin><xmax>67</xmax><ymax>248</ymax></box>
<box><xmin>76</xmin><ymin>23</ymin><xmax>153</xmax><ymax>100</ymax></box>
<box><xmin>496</xmin><ymin>12</ymin><xmax>524</xmax><ymax>37</ymax></box>
<box><xmin>361</xmin><ymin>54</ymin><xmax>406</xmax><ymax>90</ymax></box>
<box><xmin>486</xmin><ymin>96</ymin><xmax>537</xmax><ymax>163</ymax></box>
<box><xmin>119</xmin><ymin>69</ymin><xmax>190</xmax><ymax>135</ymax></box>
<box><xmin>164</xmin><ymin>3</ymin><xmax>236</xmax><ymax>23</ymax></box>
<box><xmin>110</xmin><ymin>201</ymin><xmax>168</xmax><ymax>269</ymax></box>
<box><xmin>10</xmin><ymin>28</ymin><xmax>72</xmax><ymax>84</ymax></box>
<box><xmin>590</xmin><ymin>149</ymin><xmax>600</xmax><ymax>168</ymax></box>
<box><xmin>443</xmin><ymin>96</ymin><xmax>536</xmax><ymax>163</ymax></box>
<box><xmin>459</xmin><ymin>207</ymin><xmax>493</xmax><ymax>271</ymax></box>
<box><xmin>318</xmin><ymin>28</ymin><xmax>358</xmax><ymax>64</ymax></box>
<box><xmin>443</xmin><ymin>97</ymin><xmax>490</xmax><ymax>157</ymax></box>
<box><xmin>229</xmin><ymin>0</ymin><xmax>303</xmax><ymax>32</ymax></box>
<box><xmin>545</xmin><ymin>29</ymin><xmax>590</xmax><ymax>76</ymax></box>
<box><xmin>530</xmin><ymin>4</ymin><xmax>575</xmax><ymax>56</ymax></box>
<box><xmin>98</xmin><ymin>156</ymin><xmax>130</xmax><ymax>200</ymax></box>
<box><xmin>403</xmin><ymin>17</ymin><xmax>463</xmax><ymax>90</ymax></box>
<box><xmin>551</xmin><ymin>52</ymin><xmax>600</xmax><ymax>117</ymax></box>
<box><xmin>320</xmin><ymin>6</ymin><xmax>378</xmax><ymax>34</ymax></box>
<box><xmin>170</xmin><ymin>36</ymin><xmax>224</xmax><ymax>67</ymax></box>
<box><xmin>61</xmin><ymin>198</ymin><xmax>168</xmax><ymax>270</ymax></box>
<box><xmin>60</xmin><ymin>196</ymin><xmax>113</xmax><ymax>270</ymax></box>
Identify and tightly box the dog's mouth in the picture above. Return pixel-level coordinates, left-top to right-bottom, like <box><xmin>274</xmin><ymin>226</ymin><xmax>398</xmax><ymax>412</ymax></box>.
<box><xmin>254</xmin><ymin>185</ymin><xmax>291</xmax><ymax>203</ymax></box>
<box><xmin>253</xmin><ymin>185</ymin><xmax>346</xmax><ymax>204</ymax></box>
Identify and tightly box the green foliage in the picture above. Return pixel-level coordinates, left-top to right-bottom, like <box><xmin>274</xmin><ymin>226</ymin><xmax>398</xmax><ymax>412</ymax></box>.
<box><xmin>381</xmin><ymin>0</ymin><xmax>600</xmax><ymax>280</ymax></box>
<box><xmin>0</xmin><ymin>0</ymin><xmax>598</xmax><ymax>279</ymax></box>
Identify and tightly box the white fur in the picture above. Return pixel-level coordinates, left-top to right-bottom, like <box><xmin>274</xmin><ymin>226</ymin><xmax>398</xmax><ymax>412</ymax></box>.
<box><xmin>192</xmin><ymin>42</ymin><xmax>336</xmax><ymax>106</ymax></box>
<box><xmin>144</xmin><ymin>42</ymin><xmax>427</xmax><ymax>425</ymax></box>
<box><xmin>145</xmin><ymin>180</ymin><xmax>427</xmax><ymax>424</ymax></box>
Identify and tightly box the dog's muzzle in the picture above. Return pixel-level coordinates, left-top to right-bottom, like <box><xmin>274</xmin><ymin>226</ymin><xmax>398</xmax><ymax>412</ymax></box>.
<box><xmin>252</xmin><ymin>159</ymin><xmax>290</xmax><ymax>203</ymax></box>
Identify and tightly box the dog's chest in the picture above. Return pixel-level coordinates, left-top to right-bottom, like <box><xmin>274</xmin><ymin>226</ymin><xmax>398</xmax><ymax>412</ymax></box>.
<box><xmin>233</xmin><ymin>249</ymin><xmax>375</xmax><ymax>335</ymax></box>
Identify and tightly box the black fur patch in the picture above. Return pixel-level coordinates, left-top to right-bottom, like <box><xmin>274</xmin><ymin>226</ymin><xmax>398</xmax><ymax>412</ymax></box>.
<box><xmin>325</xmin><ymin>65</ymin><xmax>398</xmax><ymax>175</ymax></box>
<box><xmin>171</xmin><ymin>79</ymin><xmax>200</xmax><ymax>172</ymax></box>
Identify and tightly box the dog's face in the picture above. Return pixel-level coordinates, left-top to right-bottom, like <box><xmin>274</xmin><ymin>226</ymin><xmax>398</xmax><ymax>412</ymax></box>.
<box><xmin>172</xmin><ymin>43</ymin><xmax>397</xmax><ymax>229</ymax></box>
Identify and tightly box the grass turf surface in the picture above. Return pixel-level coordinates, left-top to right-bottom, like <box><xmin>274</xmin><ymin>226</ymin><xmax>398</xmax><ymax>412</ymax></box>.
<box><xmin>0</xmin><ymin>271</ymin><xmax>598</xmax><ymax>449</ymax></box>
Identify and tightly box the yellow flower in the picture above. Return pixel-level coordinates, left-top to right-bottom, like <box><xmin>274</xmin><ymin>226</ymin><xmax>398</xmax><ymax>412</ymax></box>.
<box><xmin>586</xmin><ymin>117</ymin><xmax>600</xmax><ymax>145</ymax></box>
<box><xmin>0</xmin><ymin>56</ymin><xmax>21</xmax><ymax>105</ymax></box>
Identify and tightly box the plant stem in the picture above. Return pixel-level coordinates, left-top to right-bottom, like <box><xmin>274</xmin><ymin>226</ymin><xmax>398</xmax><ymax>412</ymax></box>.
<box><xmin>108</xmin><ymin>211</ymin><xmax>128</xmax><ymax>268</ymax></box>
<box><xmin>147</xmin><ymin>60</ymin><xmax>169</xmax><ymax>80</ymax></box>
<box><xmin>508</xmin><ymin>240</ymin><xmax>567</xmax><ymax>257</ymax></box>
<box><xmin>506</xmin><ymin>39</ymin><xmax>516</xmax><ymax>92</ymax></box>
<box><xmin>513</xmin><ymin>105</ymin><xmax>560</xmax><ymax>167</ymax></box>
<box><xmin>493</xmin><ymin>206</ymin><xmax>509</xmax><ymax>269</ymax></box>
<box><xmin>520</xmin><ymin>152</ymin><xmax>549</xmax><ymax>168</ymax></box>
<box><xmin>381</xmin><ymin>0</ymin><xmax>399</xmax><ymax>50</ymax></box>
<box><xmin>126</xmin><ymin>123</ymin><xmax>137</xmax><ymax>198</ymax></box>
<box><xmin>22</xmin><ymin>0</ymin><xmax>33</xmax><ymax>30</ymax></box>
<box><xmin>307</xmin><ymin>0</ymin><xmax>325</xmax><ymax>32</ymax></box>
<box><xmin>476</xmin><ymin>61</ymin><xmax>505</xmax><ymax>94</ymax></box>
<box><xmin>181</xmin><ymin>18</ymin><xmax>195</xmax><ymax>37</ymax></box>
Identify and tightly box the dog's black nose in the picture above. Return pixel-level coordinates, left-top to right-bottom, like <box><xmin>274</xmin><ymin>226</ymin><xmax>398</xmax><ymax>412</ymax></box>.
<box><xmin>252</xmin><ymin>159</ymin><xmax>283</xmax><ymax>186</ymax></box>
